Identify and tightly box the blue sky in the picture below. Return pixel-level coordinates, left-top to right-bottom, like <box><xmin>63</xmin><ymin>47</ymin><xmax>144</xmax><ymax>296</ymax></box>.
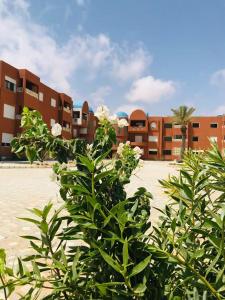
<box><xmin>1</xmin><ymin>0</ymin><xmax>225</xmax><ymax>115</ymax></box>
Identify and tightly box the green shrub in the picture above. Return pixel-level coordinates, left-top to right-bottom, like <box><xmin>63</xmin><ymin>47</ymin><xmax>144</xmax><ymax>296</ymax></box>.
<box><xmin>0</xmin><ymin>108</ymin><xmax>224</xmax><ymax>299</ymax></box>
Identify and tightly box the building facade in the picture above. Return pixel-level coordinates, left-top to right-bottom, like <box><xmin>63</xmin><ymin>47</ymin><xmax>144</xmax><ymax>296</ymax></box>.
<box><xmin>1</xmin><ymin>60</ymin><xmax>225</xmax><ymax>161</ymax></box>
<box><xmin>0</xmin><ymin>60</ymin><xmax>96</xmax><ymax>159</ymax></box>
<box><xmin>114</xmin><ymin>109</ymin><xmax>225</xmax><ymax>160</ymax></box>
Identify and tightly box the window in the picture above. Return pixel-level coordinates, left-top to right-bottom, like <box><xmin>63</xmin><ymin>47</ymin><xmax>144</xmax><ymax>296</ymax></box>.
<box><xmin>5</xmin><ymin>76</ymin><xmax>16</xmax><ymax>92</ymax></box>
<box><xmin>1</xmin><ymin>133</ymin><xmax>14</xmax><ymax>146</ymax></box>
<box><xmin>148</xmin><ymin>135</ymin><xmax>158</xmax><ymax>142</ymax></box>
<box><xmin>163</xmin><ymin>149</ymin><xmax>172</xmax><ymax>155</ymax></box>
<box><xmin>174</xmin><ymin>123</ymin><xmax>181</xmax><ymax>128</ymax></box>
<box><xmin>174</xmin><ymin>135</ymin><xmax>182</xmax><ymax>140</ymax></box>
<box><xmin>3</xmin><ymin>104</ymin><xmax>15</xmax><ymax>119</ymax></box>
<box><xmin>164</xmin><ymin>123</ymin><xmax>172</xmax><ymax>128</ymax></box>
<box><xmin>51</xmin><ymin>98</ymin><xmax>56</xmax><ymax>107</ymax></box>
<box><xmin>192</xmin><ymin>123</ymin><xmax>199</xmax><ymax>128</ymax></box>
<box><xmin>164</xmin><ymin>136</ymin><xmax>172</xmax><ymax>141</ymax></box>
<box><xmin>173</xmin><ymin>148</ymin><xmax>181</xmax><ymax>155</ymax></box>
<box><xmin>135</xmin><ymin>135</ymin><xmax>143</xmax><ymax>143</ymax></box>
<box><xmin>192</xmin><ymin>136</ymin><xmax>199</xmax><ymax>142</ymax></box>
<box><xmin>150</xmin><ymin>122</ymin><xmax>157</xmax><ymax>129</ymax></box>
<box><xmin>210</xmin><ymin>123</ymin><xmax>218</xmax><ymax>128</ymax></box>
<box><xmin>209</xmin><ymin>136</ymin><xmax>217</xmax><ymax>142</ymax></box>
<box><xmin>50</xmin><ymin>119</ymin><xmax>55</xmax><ymax>127</ymax></box>
<box><xmin>39</xmin><ymin>92</ymin><xmax>44</xmax><ymax>101</ymax></box>
<box><xmin>82</xmin><ymin>113</ymin><xmax>88</xmax><ymax>120</ymax></box>
<box><xmin>73</xmin><ymin>111</ymin><xmax>80</xmax><ymax>118</ymax></box>
<box><xmin>80</xmin><ymin>128</ymin><xmax>87</xmax><ymax>134</ymax></box>
<box><xmin>149</xmin><ymin>149</ymin><xmax>158</xmax><ymax>155</ymax></box>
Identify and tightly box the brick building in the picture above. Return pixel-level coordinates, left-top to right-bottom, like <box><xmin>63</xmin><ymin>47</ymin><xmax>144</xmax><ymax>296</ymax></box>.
<box><xmin>1</xmin><ymin>60</ymin><xmax>225</xmax><ymax>161</ymax></box>
<box><xmin>114</xmin><ymin>109</ymin><xmax>225</xmax><ymax>160</ymax></box>
<box><xmin>0</xmin><ymin>60</ymin><xmax>97</xmax><ymax>159</ymax></box>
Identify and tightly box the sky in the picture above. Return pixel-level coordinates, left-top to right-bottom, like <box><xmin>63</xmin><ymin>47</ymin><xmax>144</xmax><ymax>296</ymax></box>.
<box><xmin>1</xmin><ymin>0</ymin><xmax>225</xmax><ymax>116</ymax></box>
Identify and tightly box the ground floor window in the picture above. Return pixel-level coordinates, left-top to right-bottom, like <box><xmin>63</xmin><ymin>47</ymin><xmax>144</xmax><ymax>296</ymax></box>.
<box><xmin>163</xmin><ymin>149</ymin><xmax>172</xmax><ymax>155</ymax></box>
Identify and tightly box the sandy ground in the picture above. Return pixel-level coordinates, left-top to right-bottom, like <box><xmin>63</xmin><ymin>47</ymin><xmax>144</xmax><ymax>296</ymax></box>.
<box><xmin>0</xmin><ymin>161</ymin><xmax>178</xmax><ymax>298</ymax></box>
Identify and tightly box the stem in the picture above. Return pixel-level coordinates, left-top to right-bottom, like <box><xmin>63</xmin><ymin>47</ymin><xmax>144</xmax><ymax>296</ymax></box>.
<box><xmin>0</xmin><ymin>274</ymin><xmax>7</xmax><ymax>300</ymax></box>
<box><xmin>172</xmin><ymin>253</ymin><xmax>221</xmax><ymax>299</ymax></box>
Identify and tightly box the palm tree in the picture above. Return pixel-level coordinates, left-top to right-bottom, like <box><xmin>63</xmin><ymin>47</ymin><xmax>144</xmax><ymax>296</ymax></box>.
<box><xmin>171</xmin><ymin>105</ymin><xmax>195</xmax><ymax>161</ymax></box>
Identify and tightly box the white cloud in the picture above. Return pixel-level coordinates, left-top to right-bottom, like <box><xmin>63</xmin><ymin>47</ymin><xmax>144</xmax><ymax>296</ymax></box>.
<box><xmin>115</xmin><ymin>104</ymin><xmax>144</xmax><ymax>115</ymax></box>
<box><xmin>126</xmin><ymin>75</ymin><xmax>176</xmax><ymax>103</ymax></box>
<box><xmin>211</xmin><ymin>69</ymin><xmax>225</xmax><ymax>87</ymax></box>
<box><xmin>214</xmin><ymin>105</ymin><xmax>225</xmax><ymax>115</ymax></box>
<box><xmin>112</xmin><ymin>48</ymin><xmax>152</xmax><ymax>81</ymax></box>
<box><xmin>89</xmin><ymin>86</ymin><xmax>112</xmax><ymax>107</ymax></box>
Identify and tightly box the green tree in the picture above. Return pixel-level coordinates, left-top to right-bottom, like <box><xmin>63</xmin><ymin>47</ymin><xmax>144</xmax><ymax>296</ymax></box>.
<box><xmin>171</xmin><ymin>105</ymin><xmax>195</xmax><ymax>161</ymax></box>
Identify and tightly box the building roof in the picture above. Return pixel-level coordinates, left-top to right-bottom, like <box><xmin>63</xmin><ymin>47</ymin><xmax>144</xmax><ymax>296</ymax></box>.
<box><xmin>116</xmin><ymin>111</ymin><xmax>128</xmax><ymax>118</ymax></box>
<box><xmin>73</xmin><ymin>101</ymin><xmax>83</xmax><ymax>109</ymax></box>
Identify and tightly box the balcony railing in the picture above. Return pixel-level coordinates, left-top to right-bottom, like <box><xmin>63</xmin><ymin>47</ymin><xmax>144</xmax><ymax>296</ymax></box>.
<box><xmin>128</xmin><ymin>126</ymin><xmax>148</xmax><ymax>133</ymax></box>
<box><xmin>17</xmin><ymin>87</ymin><xmax>39</xmax><ymax>99</ymax></box>
<box><xmin>62</xmin><ymin>127</ymin><xmax>71</xmax><ymax>133</ymax></box>
<box><xmin>63</xmin><ymin>107</ymin><xmax>72</xmax><ymax>114</ymax></box>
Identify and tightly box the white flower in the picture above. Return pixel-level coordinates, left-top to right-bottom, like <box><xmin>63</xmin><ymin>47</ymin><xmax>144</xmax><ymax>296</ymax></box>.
<box><xmin>109</xmin><ymin>115</ymin><xmax>118</xmax><ymax>124</ymax></box>
<box><xmin>94</xmin><ymin>105</ymin><xmax>110</xmax><ymax>121</ymax></box>
<box><xmin>117</xmin><ymin>143</ymin><xmax>125</xmax><ymax>156</ymax></box>
<box><xmin>87</xmin><ymin>143</ymin><xmax>93</xmax><ymax>151</ymax></box>
<box><xmin>133</xmin><ymin>146</ymin><xmax>143</xmax><ymax>159</ymax></box>
<box><xmin>51</xmin><ymin>123</ymin><xmax>62</xmax><ymax>137</ymax></box>
<box><xmin>117</xmin><ymin>118</ymin><xmax>129</xmax><ymax>128</ymax></box>
<box><xmin>126</xmin><ymin>141</ymin><xmax>131</xmax><ymax>145</ymax></box>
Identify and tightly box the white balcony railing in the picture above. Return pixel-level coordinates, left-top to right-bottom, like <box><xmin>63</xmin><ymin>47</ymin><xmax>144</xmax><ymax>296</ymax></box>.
<box><xmin>25</xmin><ymin>88</ymin><xmax>38</xmax><ymax>99</ymax></box>
<box><xmin>62</xmin><ymin>127</ymin><xmax>71</xmax><ymax>133</ymax></box>
<box><xmin>63</xmin><ymin>107</ymin><xmax>72</xmax><ymax>114</ymax></box>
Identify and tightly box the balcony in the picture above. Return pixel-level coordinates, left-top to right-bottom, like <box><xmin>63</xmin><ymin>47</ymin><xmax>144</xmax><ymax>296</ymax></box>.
<box><xmin>128</xmin><ymin>125</ymin><xmax>148</xmax><ymax>133</ymax></box>
<box><xmin>130</xmin><ymin>141</ymin><xmax>147</xmax><ymax>147</ymax></box>
<box><xmin>62</xmin><ymin>127</ymin><xmax>71</xmax><ymax>133</ymax></box>
<box><xmin>17</xmin><ymin>87</ymin><xmax>38</xmax><ymax>99</ymax></box>
<box><xmin>63</xmin><ymin>106</ymin><xmax>72</xmax><ymax>114</ymax></box>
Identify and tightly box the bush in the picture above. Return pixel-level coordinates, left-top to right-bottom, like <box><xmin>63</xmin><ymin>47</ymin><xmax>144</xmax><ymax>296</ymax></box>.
<box><xmin>0</xmin><ymin>108</ymin><xmax>224</xmax><ymax>299</ymax></box>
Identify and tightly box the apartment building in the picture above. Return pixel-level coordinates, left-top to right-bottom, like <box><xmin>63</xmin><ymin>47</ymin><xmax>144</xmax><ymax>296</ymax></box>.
<box><xmin>72</xmin><ymin>100</ymin><xmax>98</xmax><ymax>143</ymax></box>
<box><xmin>0</xmin><ymin>60</ymin><xmax>96</xmax><ymax>159</ymax></box>
<box><xmin>114</xmin><ymin>109</ymin><xmax>225</xmax><ymax>160</ymax></box>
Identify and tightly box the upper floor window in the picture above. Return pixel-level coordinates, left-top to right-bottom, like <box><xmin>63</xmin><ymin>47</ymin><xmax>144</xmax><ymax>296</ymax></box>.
<box><xmin>210</xmin><ymin>123</ymin><xmax>218</xmax><ymax>128</ymax></box>
<box><xmin>131</xmin><ymin>120</ymin><xmax>145</xmax><ymax>127</ymax></box>
<box><xmin>150</xmin><ymin>122</ymin><xmax>157</xmax><ymax>129</ymax></box>
<box><xmin>164</xmin><ymin>136</ymin><xmax>172</xmax><ymax>142</ymax></box>
<box><xmin>51</xmin><ymin>98</ymin><xmax>56</xmax><ymax>107</ymax></box>
<box><xmin>39</xmin><ymin>92</ymin><xmax>44</xmax><ymax>101</ymax></box>
<box><xmin>174</xmin><ymin>135</ymin><xmax>182</xmax><ymax>140</ymax></box>
<box><xmin>3</xmin><ymin>104</ymin><xmax>15</xmax><ymax>120</ymax></box>
<box><xmin>73</xmin><ymin>111</ymin><xmax>80</xmax><ymax>118</ymax></box>
<box><xmin>148</xmin><ymin>135</ymin><xmax>158</xmax><ymax>142</ymax></box>
<box><xmin>164</xmin><ymin>123</ymin><xmax>172</xmax><ymax>128</ymax></box>
<box><xmin>5</xmin><ymin>75</ymin><xmax>16</xmax><ymax>92</ymax></box>
<box><xmin>192</xmin><ymin>122</ymin><xmax>200</xmax><ymax>128</ymax></box>
<box><xmin>192</xmin><ymin>136</ymin><xmax>199</xmax><ymax>142</ymax></box>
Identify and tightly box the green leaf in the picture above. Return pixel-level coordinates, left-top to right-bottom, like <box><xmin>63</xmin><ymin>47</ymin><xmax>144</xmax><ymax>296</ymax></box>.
<box><xmin>98</xmin><ymin>248</ymin><xmax>122</xmax><ymax>273</ymax></box>
<box><xmin>129</xmin><ymin>255</ymin><xmax>151</xmax><ymax>278</ymax></box>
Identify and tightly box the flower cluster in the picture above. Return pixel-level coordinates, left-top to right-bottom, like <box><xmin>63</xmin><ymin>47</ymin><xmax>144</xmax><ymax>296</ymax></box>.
<box><xmin>118</xmin><ymin>118</ymin><xmax>129</xmax><ymax>128</ymax></box>
<box><xmin>51</xmin><ymin>123</ymin><xmax>62</xmax><ymax>137</ymax></box>
<box><xmin>95</xmin><ymin>105</ymin><xmax>129</xmax><ymax>128</ymax></box>
<box><xmin>117</xmin><ymin>141</ymin><xmax>142</xmax><ymax>160</ymax></box>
